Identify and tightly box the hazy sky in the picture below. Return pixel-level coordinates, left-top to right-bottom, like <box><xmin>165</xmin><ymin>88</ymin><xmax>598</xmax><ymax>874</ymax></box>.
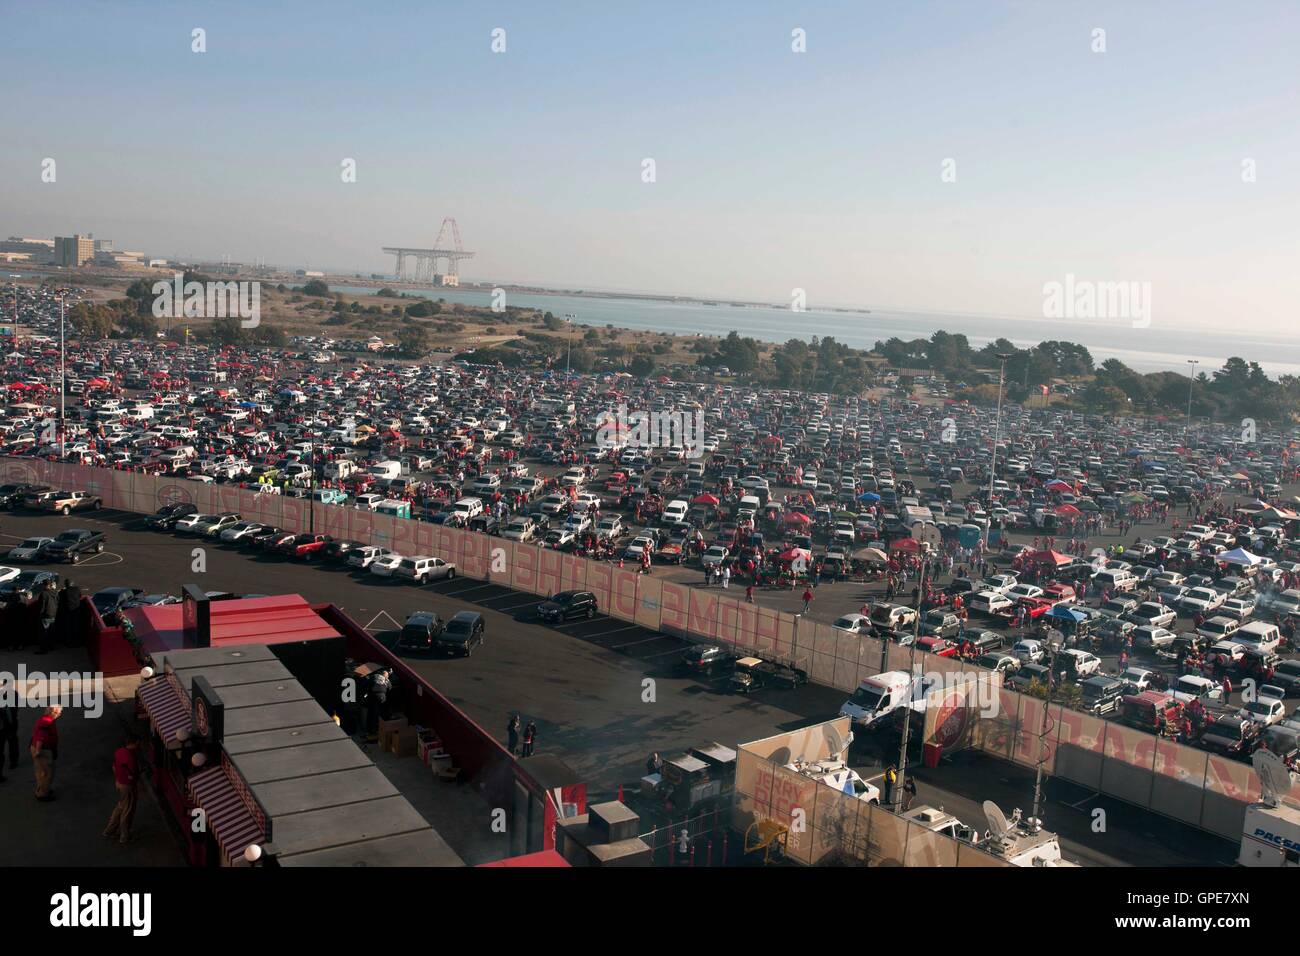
<box><xmin>2</xmin><ymin>0</ymin><xmax>1298</xmax><ymax>330</ymax></box>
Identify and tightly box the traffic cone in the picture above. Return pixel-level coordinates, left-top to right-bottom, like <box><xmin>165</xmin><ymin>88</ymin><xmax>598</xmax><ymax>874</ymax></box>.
<box><xmin>617</xmin><ymin>783</ymin><xmax>624</xmax><ymax>802</ymax></box>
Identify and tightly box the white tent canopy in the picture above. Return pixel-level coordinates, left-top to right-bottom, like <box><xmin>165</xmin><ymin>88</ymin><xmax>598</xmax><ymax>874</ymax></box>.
<box><xmin>1217</xmin><ymin>548</ymin><xmax>1262</xmax><ymax>566</ymax></box>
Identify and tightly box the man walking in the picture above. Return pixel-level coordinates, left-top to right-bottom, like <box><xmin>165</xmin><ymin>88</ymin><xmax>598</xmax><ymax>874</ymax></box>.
<box><xmin>522</xmin><ymin>720</ymin><xmax>537</xmax><ymax>758</ymax></box>
<box><xmin>103</xmin><ymin>733</ymin><xmax>141</xmax><ymax>844</ymax></box>
<box><xmin>902</xmin><ymin>774</ymin><xmax>917</xmax><ymax>811</ymax></box>
<box><xmin>801</xmin><ymin>586</ymin><xmax>813</xmax><ymax>614</ymax></box>
<box><xmin>34</xmin><ymin>578</ymin><xmax>59</xmax><ymax>656</ymax></box>
<box><xmin>30</xmin><ymin>705</ymin><xmax>61</xmax><ymax>801</ymax></box>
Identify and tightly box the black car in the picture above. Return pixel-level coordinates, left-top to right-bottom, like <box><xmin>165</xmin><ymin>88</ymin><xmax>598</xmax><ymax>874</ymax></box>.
<box><xmin>0</xmin><ymin>483</ymin><xmax>45</xmax><ymax>509</ymax></box>
<box><xmin>1269</xmin><ymin>659</ymin><xmax>1300</xmax><ymax>696</ymax></box>
<box><xmin>249</xmin><ymin>528</ymin><xmax>291</xmax><ymax>551</ymax></box>
<box><xmin>323</xmin><ymin>539</ymin><xmax>364</xmax><ymax>562</ymax></box>
<box><xmin>0</xmin><ymin>570</ymin><xmax>59</xmax><ymax>604</ymax></box>
<box><xmin>396</xmin><ymin>611</ymin><xmax>445</xmax><ymax>652</ymax></box>
<box><xmin>1200</xmin><ymin>715</ymin><xmax>1260</xmax><ymax>759</ymax></box>
<box><xmin>91</xmin><ymin>587</ymin><xmax>146</xmax><ymax>624</ymax></box>
<box><xmin>678</xmin><ymin>644</ymin><xmax>737</xmax><ymax>677</ymax></box>
<box><xmin>468</xmin><ymin>514</ymin><xmax>501</xmax><ymax>536</ymax></box>
<box><xmin>437</xmin><ymin>611</ymin><xmax>485</xmax><ymax>656</ymax></box>
<box><xmin>538</xmin><ymin>590</ymin><xmax>598</xmax><ymax>623</ymax></box>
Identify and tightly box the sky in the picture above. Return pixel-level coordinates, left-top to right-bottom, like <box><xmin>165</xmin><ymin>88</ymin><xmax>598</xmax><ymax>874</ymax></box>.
<box><xmin>2</xmin><ymin>0</ymin><xmax>1298</xmax><ymax>331</ymax></box>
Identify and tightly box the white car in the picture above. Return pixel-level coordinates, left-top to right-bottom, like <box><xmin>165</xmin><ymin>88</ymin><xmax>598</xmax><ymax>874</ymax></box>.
<box><xmin>368</xmin><ymin>553</ymin><xmax>404</xmax><ymax>578</ymax></box>
<box><xmin>594</xmin><ymin>516</ymin><xmax>623</xmax><ymax>540</ymax></box>
<box><xmin>985</xmin><ymin>573</ymin><xmax>1018</xmax><ymax>594</ymax></box>
<box><xmin>349</xmin><ymin>545</ymin><xmax>393</xmax><ymax>569</ymax></box>
<box><xmin>701</xmin><ymin>546</ymin><xmax>730</xmax><ymax>569</ymax></box>
<box><xmin>7</xmin><ymin>537</ymin><xmax>53</xmax><ymax>562</ymax></box>
<box><xmin>1006</xmin><ymin>583</ymin><xmax>1043</xmax><ymax>601</ymax></box>
<box><xmin>1011</xmin><ymin>639</ymin><xmax>1044</xmax><ymax>663</ymax></box>
<box><xmin>1119</xmin><ymin>667</ymin><xmax>1156</xmax><ymax>693</ymax></box>
<box><xmin>502</xmin><ymin>517</ymin><xmax>537</xmax><ymax>542</ymax></box>
<box><xmin>1181</xmin><ymin>587</ymin><xmax>1225</xmax><ymax>615</ymax></box>
<box><xmin>1238</xmin><ymin>698</ymin><xmax>1286</xmax><ymax>727</ymax></box>
<box><xmin>623</xmin><ymin>536</ymin><xmax>654</xmax><ymax>560</ymax></box>
<box><xmin>172</xmin><ymin>512</ymin><xmax>211</xmax><ymax>533</ymax></box>
<box><xmin>969</xmin><ymin>590</ymin><xmax>1012</xmax><ymax>616</ymax></box>
<box><xmin>1059</xmin><ymin>648</ymin><xmax>1101</xmax><ymax>678</ymax></box>
<box><xmin>219</xmin><ymin>521</ymin><xmax>266</xmax><ymax>543</ymax></box>
<box><xmin>0</xmin><ymin>566</ymin><xmax>20</xmax><ymax>585</ymax></box>
<box><xmin>832</xmin><ymin>613</ymin><xmax>871</xmax><ymax>634</ymax></box>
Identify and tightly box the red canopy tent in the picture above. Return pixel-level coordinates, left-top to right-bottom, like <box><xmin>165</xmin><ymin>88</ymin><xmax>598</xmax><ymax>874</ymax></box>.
<box><xmin>1025</xmin><ymin>549</ymin><xmax>1072</xmax><ymax>567</ymax></box>
<box><xmin>1054</xmin><ymin>504</ymin><xmax>1082</xmax><ymax>517</ymax></box>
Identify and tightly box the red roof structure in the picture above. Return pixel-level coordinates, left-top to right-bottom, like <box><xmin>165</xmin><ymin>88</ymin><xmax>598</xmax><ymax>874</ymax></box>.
<box><xmin>124</xmin><ymin>594</ymin><xmax>341</xmax><ymax>654</ymax></box>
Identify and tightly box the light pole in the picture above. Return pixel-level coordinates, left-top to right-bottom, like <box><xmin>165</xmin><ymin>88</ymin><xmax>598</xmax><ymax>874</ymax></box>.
<box><xmin>985</xmin><ymin>353</ymin><xmax>1012</xmax><ymax>549</ymax></box>
<box><xmin>1185</xmin><ymin>359</ymin><xmax>1199</xmax><ymax>442</ymax></box>
<box><xmin>893</xmin><ymin>541</ymin><xmax>931</xmax><ymax>812</ymax></box>
<box><xmin>564</xmin><ymin>313</ymin><xmax>576</xmax><ymax>374</ymax></box>
<box><xmin>58</xmin><ymin>295</ymin><xmax>66</xmax><ymax>459</ymax></box>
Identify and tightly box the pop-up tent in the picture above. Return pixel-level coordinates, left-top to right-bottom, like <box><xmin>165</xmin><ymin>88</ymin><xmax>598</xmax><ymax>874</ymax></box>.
<box><xmin>1217</xmin><ymin>548</ymin><xmax>1261</xmax><ymax>566</ymax></box>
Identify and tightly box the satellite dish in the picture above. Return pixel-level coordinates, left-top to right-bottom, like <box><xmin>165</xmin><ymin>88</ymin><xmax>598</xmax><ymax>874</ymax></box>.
<box><xmin>983</xmin><ymin>800</ymin><xmax>1011</xmax><ymax>841</ymax></box>
<box><xmin>824</xmin><ymin>725</ymin><xmax>847</xmax><ymax>760</ymax></box>
<box><xmin>1253</xmin><ymin>749</ymin><xmax>1294</xmax><ymax>808</ymax></box>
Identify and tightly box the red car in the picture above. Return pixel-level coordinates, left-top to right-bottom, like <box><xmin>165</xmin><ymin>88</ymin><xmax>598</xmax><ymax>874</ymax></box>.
<box><xmin>916</xmin><ymin>636</ymin><xmax>959</xmax><ymax>658</ymax></box>
<box><xmin>1019</xmin><ymin>596</ymin><xmax>1058</xmax><ymax>620</ymax></box>
<box><xmin>278</xmin><ymin>532</ymin><xmax>333</xmax><ymax>560</ymax></box>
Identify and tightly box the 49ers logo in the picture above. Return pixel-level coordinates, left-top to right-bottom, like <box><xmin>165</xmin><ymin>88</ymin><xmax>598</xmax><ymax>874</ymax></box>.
<box><xmin>158</xmin><ymin>484</ymin><xmax>193</xmax><ymax>507</ymax></box>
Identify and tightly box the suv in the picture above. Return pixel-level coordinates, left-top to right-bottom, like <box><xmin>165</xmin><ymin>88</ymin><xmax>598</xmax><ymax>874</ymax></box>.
<box><xmin>1081</xmin><ymin>675</ymin><xmax>1127</xmax><ymax>715</ymax></box>
<box><xmin>394</xmin><ymin>556</ymin><xmax>457</xmax><ymax>584</ymax></box>
<box><xmin>397</xmin><ymin>611</ymin><xmax>445</xmax><ymax>652</ymax></box>
<box><xmin>145</xmin><ymin>502</ymin><xmax>198</xmax><ymax>530</ymax></box>
<box><xmin>437</xmin><ymin>611</ymin><xmax>485</xmax><ymax>656</ymax></box>
<box><xmin>537</xmin><ymin>590</ymin><xmax>598</xmax><ymax>624</ymax></box>
<box><xmin>677</xmin><ymin>644</ymin><xmax>736</xmax><ymax>678</ymax></box>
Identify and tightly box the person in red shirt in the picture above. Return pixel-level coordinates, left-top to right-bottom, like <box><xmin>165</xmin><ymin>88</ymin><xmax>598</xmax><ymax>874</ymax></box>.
<box><xmin>30</xmin><ymin>705</ymin><xmax>61</xmax><ymax>801</ymax></box>
<box><xmin>103</xmin><ymin>733</ymin><xmax>142</xmax><ymax>844</ymax></box>
<box><xmin>801</xmin><ymin>588</ymin><xmax>814</xmax><ymax>613</ymax></box>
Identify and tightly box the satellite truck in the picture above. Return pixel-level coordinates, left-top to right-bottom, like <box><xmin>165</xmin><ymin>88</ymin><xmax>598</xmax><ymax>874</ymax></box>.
<box><xmin>1237</xmin><ymin>750</ymin><xmax>1300</xmax><ymax>867</ymax></box>
<box><xmin>978</xmin><ymin>800</ymin><xmax>1078</xmax><ymax>867</ymax></box>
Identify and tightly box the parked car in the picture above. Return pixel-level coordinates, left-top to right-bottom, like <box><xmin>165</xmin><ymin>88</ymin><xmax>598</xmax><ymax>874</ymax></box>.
<box><xmin>437</xmin><ymin>611</ymin><xmax>485</xmax><ymax>656</ymax></box>
<box><xmin>43</xmin><ymin>529</ymin><xmax>106</xmax><ymax>563</ymax></box>
<box><xmin>677</xmin><ymin>644</ymin><xmax>737</xmax><ymax>677</ymax></box>
<box><xmin>394</xmin><ymin>555</ymin><xmax>457</xmax><ymax>584</ymax></box>
<box><xmin>538</xmin><ymin>590</ymin><xmax>598</xmax><ymax>623</ymax></box>
<box><xmin>729</xmin><ymin>657</ymin><xmax>807</xmax><ymax>693</ymax></box>
<box><xmin>396</xmin><ymin>611</ymin><xmax>445</xmax><ymax>653</ymax></box>
<box><xmin>7</xmin><ymin>536</ymin><xmax>54</xmax><ymax>562</ymax></box>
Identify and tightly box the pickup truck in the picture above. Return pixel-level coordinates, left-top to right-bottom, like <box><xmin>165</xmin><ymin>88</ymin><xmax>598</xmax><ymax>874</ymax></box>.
<box><xmin>43</xmin><ymin>528</ymin><xmax>107</xmax><ymax>563</ymax></box>
<box><xmin>43</xmin><ymin>490</ymin><xmax>103</xmax><ymax>515</ymax></box>
<box><xmin>277</xmin><ymin>533</ymin><xmax>334</xmax><ymax>560</ymax></box>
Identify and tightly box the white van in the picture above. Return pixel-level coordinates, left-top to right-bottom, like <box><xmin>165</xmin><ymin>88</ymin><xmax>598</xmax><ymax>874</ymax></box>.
<box><xmin>324</xmin><ymin>459</ymin><xmax>356</xmax><ymax>480</ymax></box>
<box><xmin>662</xmin><ymin>499</ymin><xmax>690</xmax><ymax>525</ymax></box>
<box><xmin>1237</xmin><ymin>621</ymin><xmax>1282</xmax><ymax>654</ymax></box>
<box><xmin>366</xmin><ymin>460</ymin><xmax>402</xmax><ymax>481</ymax></box>
<box><xmin>1093</xmin><ymin>568</ymin><xmax>1138</xmax><ymax>592</ymax></box>
<box><xmin>127</xmin><ymin>405</ymin><xmax>155</xmax><ymax>421</ymax></box>
<box><xmin>736</xmin><ymin>495</ymin><xmax>760</xmax><ymax>521</ymax></box>
<box><xmin>839</xmin><ymin>671</ymin><xmax>914</xmax><ymax>728</ymax></box>
<box><xmin>452</xmin><ymin>497</ymin><xmax>484</xmax><ymax>521</ymax></box>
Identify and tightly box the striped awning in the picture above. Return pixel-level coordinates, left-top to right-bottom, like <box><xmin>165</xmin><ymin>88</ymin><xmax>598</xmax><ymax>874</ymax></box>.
<box><xmin>137</xmin><ymin>673</ymin><xmax>192</xmax><ymax>745</ymax></box>
<box><xmin>188</xmin><ymin>763</ymin><xmax>266</xmax><ymax>865</ymax></box>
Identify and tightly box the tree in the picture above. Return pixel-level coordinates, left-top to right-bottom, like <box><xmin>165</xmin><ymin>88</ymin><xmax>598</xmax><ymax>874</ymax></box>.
<box><xmin>405</xmin><ymin>300</ymin><xmax>437</xmax><ymax>318</ymax></box>
<box><xmin>207</xmin><ymin>316</ymin><xmax>243</xmax><ymax>347</ymax></box>
<box><xmin>68</xmin><ymin>303</ymin><xmax>114</xmax><ymax>340</ymax></box>
<box><xmin>542</xmin><ymin>313</ymin><xmax>565</xmax><ymax>331</ymax></box>
<box><xmin>118</xmin><ymin>310</ymin><xmax>158</xmax><ymax>339</ymax></box>
<box><xmin>398</xmin><ymin>324</ymin><xmax>430</xmax><ymax>357</ymax></box>
<box><xmin>301</xmin><ymin>279</ymin><xmax>330</xmax><ymax>297</ymax></box>
<box><xmin>629</xmin><ymin>355</ymin><xmax>656</xmax><ymax>378</ymax></box>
